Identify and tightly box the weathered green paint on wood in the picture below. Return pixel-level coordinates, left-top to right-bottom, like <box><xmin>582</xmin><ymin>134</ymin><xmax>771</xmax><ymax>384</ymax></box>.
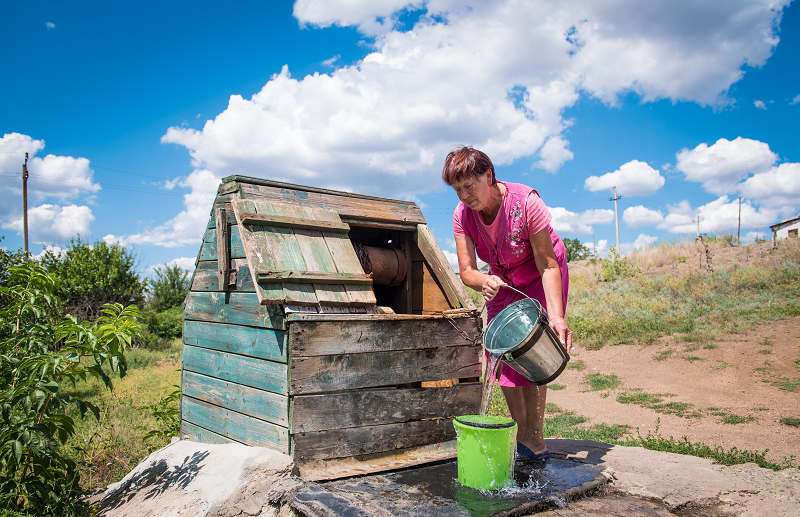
<box><xmin>183</xmin><ymin>291</ymin><xmax>284</xmax><ymax>330</ymax></box>
<box><xmin>292</xmin><ymin>418</ymin><xmax>454</xmax><ymax>461</ymax></box>
<box><xmin>236</xmin><ymin>180</ymin><xmax>426</xmax><ymax>225</ymax></box>
<box><xmin>291</xmin><ymin>383</ymin><xmax>481</xmax><ymax>433</ymax></box>
<box><xmin>289</xmin><ymin>317</ymin><xmax>481</xmax><ymax>357</ymax></box>
<box><xmin>239</xmin><ymin>212</ymin><xmax>350</xmax><ymax>233</ymax></box>
<box><xmin>181</xmin><ymin>420</ymin><xmax>240</xmax><ymax>445</ymax></box>
<box><xmin>182</xmin><ymin>396</ymin><xmax>289</xmax><ymax>451</ymax></box>
<box><xmin>183</xmin><ymin>370</ymin><xmax>289</xmax><ymax>426</ymax></box>
<box><xmin>183</xmin><ymin>344</ymin><xmax>288</xmax><ymax>394</ymax></box>
<box><xmin>192</xmin><ymin>261</ymin><xmax>255</xmax><ymax>292</ymax></box>
<box><xmin>232</xmin><ymin>201</ymin><xmax>286</xmax><ymax>304</ymax></box>
<box><xmin>183</xmin><ymin>320</ymin><xmax>287</xmax><ymax>362</ymax></box>
<box><xmin>199</xmin><ymin>226</ymin><xmax>245</xmax><ymax>261</ymax></box>
<box><xmin>290</xmin><ymin>345</ymin><xmax>482</xmax><ymax>395</ymax></box>
<box><xmin>257</xmin><ymin>270</ymin><xmax>372</xmax><ymax>285</ymax></box>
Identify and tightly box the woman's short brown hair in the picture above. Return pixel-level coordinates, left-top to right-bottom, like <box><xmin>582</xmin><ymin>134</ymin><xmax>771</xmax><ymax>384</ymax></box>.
<box><xmin>441</xmin><ymin>146</ymin><xmax>496</xmax><ymax>186</ymax></box>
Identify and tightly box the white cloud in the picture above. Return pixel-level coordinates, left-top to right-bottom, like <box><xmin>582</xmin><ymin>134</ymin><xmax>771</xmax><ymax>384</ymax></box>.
<box><xmin>1</xmin><ymin>204</ymin><xmax>95</xmax><ymax>243</ymax></box>
<box><xmin>675</xmin><ymin>137</ymin><xmax>777</xmax><ymax>195</ymax></box>
<box><xmin>620</xmin><ymin>233</ymin><xmax>658</xmax><ymax>255</ymax></box>
<box><xmin>0</xmin><ymin>133</ymin><xmax>99</xmax><ymax>240</ymax></box>
<box><xmin>790</xmin><ymin>93</ymin><xmax>800</xmax><ymax>105</ymax></box>
<box><xmin>550</xmin><ymin>207</ymin><xmax>614</xmax><ymax>235</ymax></box>
<box><xmin>584</xmin><ymin>160</ymin><xmax>665</xmax><ymax>196</ymax></box>
<box><xmin>754</xmin><ymin>100</ymin><xmax>767</xmax><ymax>109</ymax></box>
<box><xmin>535</xmin><ymin>136</ymin><xmax>574</xmax><ymax>173</ymax></box>
<box><xmin>623</xmin><ymin>205</ymin><xmax>664</xmax><ymax>228</ymax></box>
<box><xmin>657</xmin><ymin>196</ymin><xmax>776</xmax><ymax>235</ymax></box>
<box><xmin>738</xmin><ymin>163</ymin><xmax>800</xmax><ymax>216</ymax></box>
<box><xmin>45</xmin><ymin>22</ymin><xmax>55</xmax><ymax>29</ymax></box>
<box><xmin>118</xmin><ymin>169</ymin><xmax>217</xmax><ymax>248</ymax></box>
<box><xmin>163</xmin><ymin>177</ymin><xmax>182</xmax><ymax>190</ymax></box>
<box><xmin>146</xmin><ymin>256</ymin><xmax>197</xmax><ymax>274</ymax></box>
<box><xmin>157</xmin><ymin>0</ymin><xmax>786</xmax><ymax>247</ymax></box>
<box><xmin>322</xmin><ymin>55</ymin><xmax>341</xmax><ymax>67</ymax></box>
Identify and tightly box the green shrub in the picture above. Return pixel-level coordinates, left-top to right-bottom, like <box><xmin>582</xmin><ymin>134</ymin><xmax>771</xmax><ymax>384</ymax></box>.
<box><xmin>0</xmin><ymin>263</ymin><xmax>141</xmax><ymax>516</ymax></box>
<box><xmin>148</xmin><ymin>264</ymin><xmax>190</xmax><ymax>313</ymax></box>
<box><xmin>598</xmin><ymin>246</ymin><xmax>639</xmax><ymax>282</ymax></box>
<box><xmin>39</xmin><ymin>237</ymin><xmax>146</xmax><ymax>321</ymax></box>
<box><xmin>142</xmin><ymin>307</ymin><xmax>183</xmax><ymax>340</ymax></box>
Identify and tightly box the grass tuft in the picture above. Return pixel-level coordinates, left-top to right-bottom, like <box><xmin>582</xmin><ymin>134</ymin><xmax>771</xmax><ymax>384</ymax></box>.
<box><xmin>548</xmin><ymin>383</ymin><xmax>566</xmax><ymax>390</ymax></box>
<box><xmin>567</xmin><ymin>359</ymin><xmax>587</xmax><ymax>371</ymax></box>
<box><xmin>708</xmin><ymin>361</ymin><xmax>731</xmax><ymax>372</ymax></box>
<box><xmin>723</xmin><ymin>414</ymin><xmax>756</xmax><ymax>425</ymax></box>
<box><xmin>684</xmin><ymin>355</ymin><xmax>705</xmax><ymax>362</ymax></box>
<box><xmin>779</xmin><ymin>417</ymin><xmax>800</xmax><ymax>427</ymax></box>
<box><xmin>583</xmin><ymin>373</ymin><xmax>622</xmax><ymax>392</ymax></box>
<box><xmin>654</xmin><ymin>349</ymin><xmax>674</xmax><ymax>361</ymax></box>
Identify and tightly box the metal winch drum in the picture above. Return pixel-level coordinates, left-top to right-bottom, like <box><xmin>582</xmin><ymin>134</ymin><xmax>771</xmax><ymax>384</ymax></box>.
<box><xmin>484</xmin><ymin>290</ymin><xmax>570</xmax><ymax>385</ymax></box>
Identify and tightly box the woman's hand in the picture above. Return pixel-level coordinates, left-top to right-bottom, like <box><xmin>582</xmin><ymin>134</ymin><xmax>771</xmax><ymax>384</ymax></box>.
<box><xmin>482</xmin><ymin>275</ymin><xmax>506</xmax><ymax>301</ymax></box>
<box><xmin>549</xmin><ymin>316</ymin><xmax>573</xmax><ymax>354</ymax></box>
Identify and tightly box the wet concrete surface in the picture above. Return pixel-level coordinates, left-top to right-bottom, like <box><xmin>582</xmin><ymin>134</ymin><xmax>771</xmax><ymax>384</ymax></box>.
<box><xmin>294</xmin><ymin>459</ymin><xmax>610</xmax><ymax>517</ymax></box>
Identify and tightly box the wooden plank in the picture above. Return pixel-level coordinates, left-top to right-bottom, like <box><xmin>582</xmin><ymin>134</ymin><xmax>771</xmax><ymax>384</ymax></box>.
<box><xmin>291</xmin><ymin>383</ymin><xmax>481</xmax><ymax>432</ymax></box>
<box><xmin>285</xmin><ymin>312</ymin><xmax>479</xmax><ymax>322</ymax></box>
<box><xmin>414</xmin><ymin>224</ymin><xmax>476</xmax><ymax>310</ymax></box>
<box><xmin>218</xmin><ymin>181</ymin><xmax>241</xmax><ymax>197</ymax></box>
<box><xmin>295</xmin><ymin>440</ymin><xmax>456</xmax><ymax>481</ymax></box>
<box><xmin>199</xmin><ymin>226</ymin><xmax>245</xmax><ymax>261</ymax></box>
<box><xmin>191</xmin><ymin>261</ymin><xmax>255</xmax><ymax>292</ymax></box>
<box><xmin>184</xmin><ymin>291</ymin><xmax>284</xmax><ymax>329</ymax></box>
<box><xmin>232</xmin><ymin>199</ymin><xmax>317</xmax><ymax>306</ymax></box>
<box><xmin>253</xmin><ymin>202</ymin><xmax>349</xmax><ymax>307</ymax></box>
<box><xmin>292</xmin><ymin>418</ymin><xmax>455</xmax><ymax>461</ymax></box>
<box><xmin>412</xmin><ymin>261</ymin><xmax>451</xmax><ymax>315</ymax></box>
<box><xmin>239</xmin><ymin>212</ymin><xmax>350</xmax><ymax>233</ymax></box>
<box><xmin>231</xmin><ymin>200</ymin><xmax>285</xmax><ymax>304</ymax></box>
<box><xmin>231</xmin><ymin>176</ymin><xmax>426</xmax><ymax>225</ymax></box>
<box><xmin>215</xmin><ymin>208</ymin><xmax>231</xmax><ymax>291</ymax></box>
<box><xmin>289</xmin><ymin>317</ymin><xmax>481</xmax><ymax>356</ymax></box>
<box><xmin>181</xmin><ymin>396</ymin><xmax>289</xmax><ymax>452</ymax></box>
<box><xmin>183</xmin><ymin>344</ymin><xmax>288</xmax><ymax>394</ymax></box>
<box><xmin>183</xmin><ymin>320</ymin><xmax>287</xmax><ymax>362</ymax></box>
<box><xmin>290</xmin><ymin>345</ymin><xmax>482</xmax><ymax>394</ymax></box>
<box><xmin>181</xmin><ymin>420</ymin><xmax>241</xmax><ymax>445</ymax></box>
<box><xmin>183</xmin><ymin>370</ymin><xmax>289</xmax><ymax>426</ymax></box>
<box><xmin>257</xmin><ymin>270</ymin><xmax>372</xmax><ymax>285</ymax></box>
<box><xmin>311</xmin><ymin>209</ymin><xmax>376</xmax><ymax>306</ymax></box>
<box><xmin>339</xmin><ymin>218</ymin><xmax>419</xmax><ymax>231</ymax></box>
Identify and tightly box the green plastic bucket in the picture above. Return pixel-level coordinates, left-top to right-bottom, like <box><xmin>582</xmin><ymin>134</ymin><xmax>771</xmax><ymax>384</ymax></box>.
<box><xmin>454</xmin><ymin>415</ymin><xmax>517</xmax><ymax>490</ymax></box>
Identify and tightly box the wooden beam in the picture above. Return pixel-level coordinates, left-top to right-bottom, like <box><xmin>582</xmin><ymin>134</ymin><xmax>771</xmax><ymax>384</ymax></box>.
<box><xmin>183</xmin><ymin>344</ymin><xmax>288</xmax><ymax>394</ymax></box>
<box><xmin>289</xmin><ymin>317</ymin><xmax>481</xmax><ymax>356</ymax></box>
<box><xmin>292</xmin><ymin>418</ymin><xmax>455</xmax><ymax>461</ymax></box>
<box><xmin>215</xmin><ymin>208</ymin><xmax>231</xmax><ymax>291</ymax></box>
<box><xmin>239</xmin><ymin>212</ymin><xmax>350</xmax><ymax>233</ymax></box>
<box><xmin>257</xmin><ymin>270</ymin><xmax>373</xmax><ymax>285</ymax></box>
<box><xmin>291</xmin><ymin>383</ymin><xmax>481</xmax><ymax>433</ymax></box>
<box><xmin>289</xmin><ymin>345</ymin><xmax>482</xmax><ymax>394</ymax></box>
<box><xmin>414</xmin><ymin>224</ymin><xmax>476</xmax><ymax>310</ymax></box>
<box><xmin>183</xmin><ymin>291</ymin><xmax>285</xmax><ymax>330</ymax></box>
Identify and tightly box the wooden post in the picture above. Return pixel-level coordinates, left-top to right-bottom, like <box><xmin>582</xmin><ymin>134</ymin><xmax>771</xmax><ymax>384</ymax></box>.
<box><xmin>22</xmin><ymin>153</ymin><xmax>29</xmax><ymax>255</ymax></box>
<box><xmin>215</xmin><ymin>208</ymin><xmax>231</xmax><ymax>291</ymax></box>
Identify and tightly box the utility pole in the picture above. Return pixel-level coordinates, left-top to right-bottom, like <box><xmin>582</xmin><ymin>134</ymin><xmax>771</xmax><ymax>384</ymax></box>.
<box><xmin>694</xmin><ymin>211</ymin><xmax>703</xmax><ymax>239</ymax></box>
<box><xmin>737</xmin><ymin>197</ymin><xmax>742</xmax><ymax>246</ymax></box>
<box><xmin>609</xmin><ymin>187</ymin><xmax>621</xmax><ymax>250</ymax></box>
<box><xmin>592</xmin><ymin>234</ymin><xmax>596</xmax><ymax>257</ymax></box>
<box><xmin>22</xmin><ymin>153</ymin><xmax>29</xmax><ymax>254</ymax></box>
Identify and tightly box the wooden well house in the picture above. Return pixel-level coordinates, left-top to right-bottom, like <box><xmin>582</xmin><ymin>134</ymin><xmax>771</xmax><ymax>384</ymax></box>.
<box><xmin>181</xmin><ymin>175</ymin><xmax>483</xmax><ymax>479</ymax></box>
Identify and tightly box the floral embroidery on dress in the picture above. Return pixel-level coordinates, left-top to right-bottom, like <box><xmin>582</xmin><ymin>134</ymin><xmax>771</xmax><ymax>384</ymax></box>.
<box><xmin>507</xmin><ymin>199</ymin><xmax>528</xmax><ymax>257</ymax></box>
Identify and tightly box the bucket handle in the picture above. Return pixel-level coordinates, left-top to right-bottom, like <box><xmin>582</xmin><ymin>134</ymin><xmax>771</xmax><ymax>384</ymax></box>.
<box><xmin>480</xmin><ymin>284</ymin><xmax>548</xmax><ymax>321</ymax></box>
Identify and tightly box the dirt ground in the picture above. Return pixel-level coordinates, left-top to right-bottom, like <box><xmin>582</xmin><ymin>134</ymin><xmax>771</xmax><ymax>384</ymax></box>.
<box><xmin>547</xmin><ymin>316</ymin><xmax>800</xmax><ymax>464</ymax></box>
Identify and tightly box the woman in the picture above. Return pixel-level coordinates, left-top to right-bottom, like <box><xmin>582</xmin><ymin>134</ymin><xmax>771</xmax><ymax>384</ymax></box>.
<box><xmin>443</xmin><ymin>146</ymin><xmax>572</xmax><ymax>463</ymax></box>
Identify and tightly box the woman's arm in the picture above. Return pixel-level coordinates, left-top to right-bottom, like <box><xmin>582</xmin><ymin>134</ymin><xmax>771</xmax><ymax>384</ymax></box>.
<box><xmin>455</xmin><ymin>235</ymin><xmax>506</xmax><ymax>301</ymax></box>
<box><xmin>529</xmin><ymin>228</ymin><xmax>573</xmax><ymax>352</ymax></box>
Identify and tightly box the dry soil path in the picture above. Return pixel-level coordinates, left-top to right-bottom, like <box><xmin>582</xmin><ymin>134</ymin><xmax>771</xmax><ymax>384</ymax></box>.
<box><xmin>547</xmin><ymin>316</ymin><xmax>800</xmax><ymax>464</ymax></box>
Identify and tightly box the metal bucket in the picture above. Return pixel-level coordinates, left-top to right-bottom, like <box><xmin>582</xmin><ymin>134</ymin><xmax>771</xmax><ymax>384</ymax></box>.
<box><xmin>484</xmin><ymin>294</ymin><xmax>570</xmax><ymax>385</ymax></box>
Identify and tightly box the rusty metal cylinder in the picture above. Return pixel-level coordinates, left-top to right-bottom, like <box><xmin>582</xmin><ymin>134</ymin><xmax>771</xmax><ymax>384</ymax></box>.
<box><xmin>359</xmin><ymin>245</ymin><xmax>406</xmax><ymax>286</ymax></box>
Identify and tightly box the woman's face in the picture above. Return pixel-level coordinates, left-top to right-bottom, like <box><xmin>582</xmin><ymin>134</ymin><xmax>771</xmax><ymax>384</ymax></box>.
<box><xmin>451</xmin><ymin>171</ymin><xmax>494</xmax><ymax>211</ymax></box>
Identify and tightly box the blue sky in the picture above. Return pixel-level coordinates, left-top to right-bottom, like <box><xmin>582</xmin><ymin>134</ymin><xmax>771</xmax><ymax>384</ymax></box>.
<box><xmin>1</xmin><ymin>0</ymin><xmax>799</xmax><ymax>274</ymax></box>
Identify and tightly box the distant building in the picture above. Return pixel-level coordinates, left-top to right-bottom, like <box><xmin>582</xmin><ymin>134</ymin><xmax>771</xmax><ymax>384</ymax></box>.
<box><xmin>770</xmin><ymin>215</ymin><xmax>800</xmax><ymax>242</ymax></box>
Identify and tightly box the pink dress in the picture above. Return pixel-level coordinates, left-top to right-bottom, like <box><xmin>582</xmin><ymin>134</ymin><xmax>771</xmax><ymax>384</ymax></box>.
<box><xmin>453</xmin><ymin>181</ymin><xmax>569</xmax><ymax>387</ymax></box>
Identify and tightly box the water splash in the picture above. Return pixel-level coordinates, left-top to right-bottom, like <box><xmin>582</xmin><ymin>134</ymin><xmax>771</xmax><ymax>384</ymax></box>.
<box><xmin>479</xmin><ymin>352</ymin><xmax>503</xmax><ymax>415</ymax></box>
